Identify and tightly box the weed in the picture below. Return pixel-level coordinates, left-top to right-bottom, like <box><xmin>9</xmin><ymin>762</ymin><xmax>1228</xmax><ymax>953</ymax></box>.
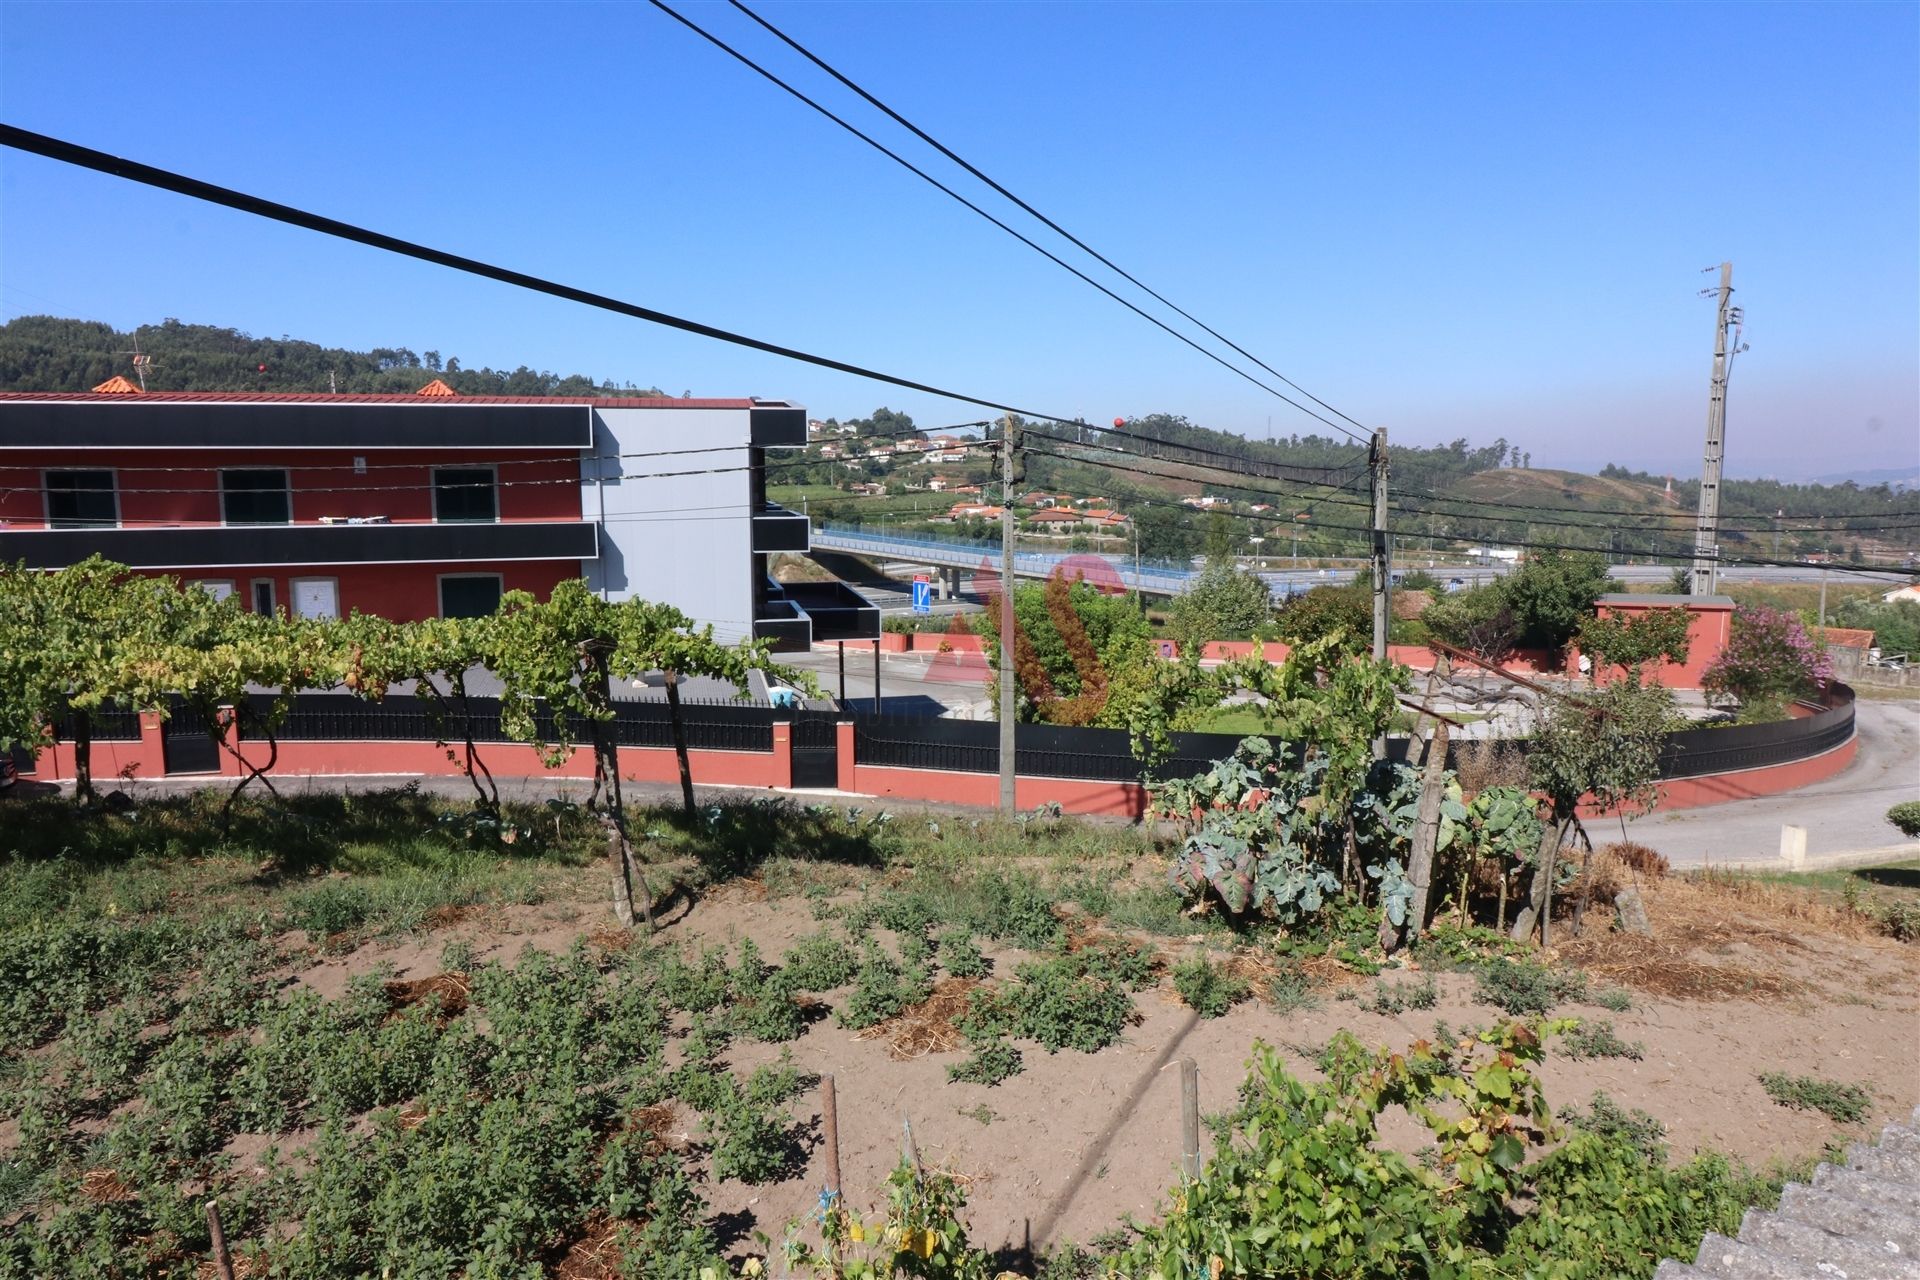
<box><xmin>1171</xmin><ymin>954</ymin><xmax>1249</xmax><ymax>1018</ymax></box>
<box><xmin>1881</xmin><ymin>900</ymin><xmax>1920</xmax><ymax>943</ymax></box>
<box><xmin>1069</xmin><ymin>936</ymin><xmax>1159</xmax><ymax>990</ymax></box>
<box><xmin>946</xmin><ymin>1042</ymin><xmax>1025</xmax><ymax>1086</ymax></box>
<box><xmin>958</xmin><ymin>1103</ymin><xmax>996</xmax><ymax>1125</ymax></box>
<box><xmin>1557</xmin><ymin>1091</ymin><xmax>1667</xmax><ymax>1161</ymax></box>
<box><xmin>1472</xmin><ymin>956</ymin><xmax>1587</xmax><ymax>1014</ymax></box>
<box><xmin>655</xmin><ymin>947</ymin><xmax>732</xmax><ymax>1014</ymax></box>
<box><xmin>1561</xmin><ymin>1019</ymin><xmax>1645</xmax><ymax>1061</ymax></box>
<box><xmin>1266</xmin><ymin>969</ymin><xmax>1323</xmax><ymax>1015</ymax></box>
<box><xmin>1758</xmin><ymin>1072</ymin><xmax>1871</xmax><ymax>1124</ymax></box>
<box><xmin>1590</xmin><ymin>987</ymin><xmax>1633</xmax><ymax>1012</ymax></box>
<box><xmin>705</xmin><ymin>1071</ymin><xmax>800</xmax><ymax>1182</ymax></box>
<box><xmin>438</xmin><ymin>936</ymin><xmax>477</xmax><ymax>973</ymax></box>
<box><xmin>1361</xmin><ymin>974</ymin><xmax>1438</xmax><ymax>1015</ymax></box>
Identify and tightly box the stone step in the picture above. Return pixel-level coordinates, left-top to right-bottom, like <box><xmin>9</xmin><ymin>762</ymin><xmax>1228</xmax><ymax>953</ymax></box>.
<box><xmin>1689</xmin><ymin>1231</ymin><xmax>1825</xmax><ymax>1279</ymax></box>
<box><xmin>1775</xmin><ymin>1183</ymin><xmax>1920</xmax><ymax>1255</ymax></box>
<box><xmin>1738</xmin><ymin>1210</ymin><xmax>1920</xmax><ymax>1280</ymax></box>
<box><xmin>1879</xmin><ymin>1126</ymin><xmax>1920</xmax><ymax>1157</ymax></box>
<box><xmin>1814</xmin><ymin>1162</ymin><xmax>1920</xmax><ymax>1211</ymax></box>
<box><xmin>1847</xmin><ymin>1141</ymin><xmax>1920</xmax><ymax>1183</ymax></box>
<box><xmin>1654</xmin><ymin>1263</ymin><xmax>1721</xmax><ymax>1280</ymax></box>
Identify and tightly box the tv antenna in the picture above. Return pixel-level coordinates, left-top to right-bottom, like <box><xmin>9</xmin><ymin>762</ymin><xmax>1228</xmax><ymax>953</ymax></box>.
<box><xmin>116</xmin><ymin>328</ymin><xmax>157</xmax><ymax>391</ymax></box>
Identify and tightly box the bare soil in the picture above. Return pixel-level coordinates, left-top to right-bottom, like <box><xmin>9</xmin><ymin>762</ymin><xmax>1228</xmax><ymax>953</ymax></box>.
<box><xmin>285</xmin><ymin>875</ymin><xmax>1920</xmax><ymax>1259</ymax></box>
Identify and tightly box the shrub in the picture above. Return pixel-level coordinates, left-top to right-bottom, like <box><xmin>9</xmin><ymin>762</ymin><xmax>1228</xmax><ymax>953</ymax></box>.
<box><xmin>1758</xmin><ymin>1072</ymin><xmax>1871</xmax><ymax>1124</ymax></box>
<box><xmin>1887</xmin><ymin>801</ymin><xmax>1920</xmax><ymax>838</ymax></box>
<box><xmin>1171</xmin><ymin>954</ymin><xmax>1249</xmax><ymax>1018</ymax></box>
<box><xmin>836</xmin><ymin>943</ymin><xmax>919</xmax><ymax>1030</ymax></box>
<box><xmin>1704</xmin><ymin>604</ymin><xmax>1832</xmax><ymax>711</ymax></box>
<box><xmin>962</xmin><ymin>956</ymin><xmax>1133</xmax><ymax>1054</ymax></box>
<box><xmin>1882</xmin><ymin>900</ymin><xmax>1920</xmax><ymax>943</ymax></box>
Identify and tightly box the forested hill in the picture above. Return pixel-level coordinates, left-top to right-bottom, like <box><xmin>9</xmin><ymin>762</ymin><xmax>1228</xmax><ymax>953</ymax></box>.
<box><xmin>0</xmin><ymin>316</ymin><xmax>664</xmax><ymax>399</ymax></box>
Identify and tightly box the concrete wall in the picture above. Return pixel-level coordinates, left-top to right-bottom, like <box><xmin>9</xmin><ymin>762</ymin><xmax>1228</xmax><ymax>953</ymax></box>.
<box><xmin>584</xmin><ymin>407</ymin><xmax>756</xmax><ymax>642</ymax></box>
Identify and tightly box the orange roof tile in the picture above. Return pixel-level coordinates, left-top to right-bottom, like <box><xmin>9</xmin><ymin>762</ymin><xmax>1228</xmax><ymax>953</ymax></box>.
<box><xmin>91</xmin><ymin>375</ymin><xmax>142</xmax><ymax>394</ymax></box>
<box><xmin>416</xmin><ymin>378</ymin><xmax>458</xmax><ymax>397</ymax></box>
<box><xmin>1820</xmin><ymin>627</ymin><xmax>1875</xmax><ymax>649</ymax></box>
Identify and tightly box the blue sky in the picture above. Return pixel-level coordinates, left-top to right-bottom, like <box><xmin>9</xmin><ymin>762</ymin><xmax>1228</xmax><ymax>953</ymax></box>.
<box><xmin>2</xmin><ymin>1</ymin><xmax>1914</xmax><ymax>480</ymax></box>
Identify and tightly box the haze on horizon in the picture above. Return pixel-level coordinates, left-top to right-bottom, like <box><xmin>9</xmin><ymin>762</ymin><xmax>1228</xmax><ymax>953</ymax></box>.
<box><xmin>1</xmin><ymin>2</ymin><xmax>1914</xmax><ymax>484</ymax></box>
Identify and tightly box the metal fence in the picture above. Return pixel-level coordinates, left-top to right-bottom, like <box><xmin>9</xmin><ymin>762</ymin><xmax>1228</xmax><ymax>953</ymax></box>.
<box><xmin>853</xmin><ymin>684</ymin><xmax>1860</xmax><ymax>787</ymax></box>
<box><xmin>46</xmin><ymin>703</ymin><xmax>142</xmax><ymax>742</ymax></box>
<box><xmin>850</xmin><ymin>713</ymin><xmax>1292</xmax><ymax>784</ymax></box>
<box><xmin>254</xmin><ymin>692</ymin><xmax>775</xmax><ymax>754</ymax></box>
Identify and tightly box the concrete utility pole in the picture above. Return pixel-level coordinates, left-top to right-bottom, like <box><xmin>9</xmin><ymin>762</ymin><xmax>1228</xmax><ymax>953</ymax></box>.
<box><xmin>1691</xmin><ymin>261</ymin><xmax>1735</xmax><ymax>597</ymax></box>
<box><xmin>1370</xmin><ymin>427</ymin><xmax>1391</xmax><ymax>662</ymax></box>
<box><xmin>998</xmin><ymin>417</ymin><xmax>1018</xmax><ymax>815</ymax></box>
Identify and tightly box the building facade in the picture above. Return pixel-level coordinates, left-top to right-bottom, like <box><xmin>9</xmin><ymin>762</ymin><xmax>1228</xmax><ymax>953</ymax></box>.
<box><xmin>0</xmin><ymin>387</ymin><xmax>875</xmax><ymax>649</ymax></box>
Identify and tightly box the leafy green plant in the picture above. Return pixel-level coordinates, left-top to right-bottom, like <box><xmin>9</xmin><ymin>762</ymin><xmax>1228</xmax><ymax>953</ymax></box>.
<box><xmin>1758</xmin><ymin>1072</ymin><xmax>1871</xmax><ymax>1124</ymax></box>
<box><xmin>784</xmin><ymin>1158</ymin><xmax>994</xmax><ymax>1279</ymax></box>
<box><xmin>836</xmin><ymin>942</ymin><xmax>919</xmax><ymax>1030</ymax></box>
<box><xmin>1562</xmin><ymin>1019</ymin><xmax>1644</xmax><ymax>1061</ymax></box>
<box><xmin>1887</xmin><ymin>801</ymin><xmax>1920</xmax><ymax>838</ymax></box>
<box><xmin>1170</xmin><ymin>954</ymin><xmax>1249</xmax><ymax>1018</ymax></box>
<box><xmin>1591</xmin><ymin>986</ymin><xmax>1633</xmax><ymax>1012</ymax></box>
<box><xmin>946</xmin><ymin>1041</ymin><xmax>1024</xmax><ymax>1087</ymax></box>
<box><xmin>777</xmin><ymin>932</ymin><xmax>859</xmax><ymax>992</ymax></box>
<box><xmin>934</xmin><ymin>929</ymin><xmax>989</xmax><ymax>979</ymax></box>
<box><xmin>960</xmin><ymin>955</ymin><xmax>1133</xmax><ymax>1054</ymax></box>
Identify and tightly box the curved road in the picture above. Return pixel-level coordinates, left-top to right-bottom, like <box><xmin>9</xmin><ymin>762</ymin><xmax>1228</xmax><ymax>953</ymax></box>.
<box><xmin>1621</xmin><ymin>700</ymin><xmax>1920</xmax><ymax>865</ymax></box>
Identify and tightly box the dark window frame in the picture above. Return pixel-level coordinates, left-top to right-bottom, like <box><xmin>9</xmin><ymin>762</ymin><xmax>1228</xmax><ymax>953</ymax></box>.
<box><xmin>438</xmin><ymin>572</ymin><xmax>504</xmax><ymax>619</ymax></box>
<box><xmin>43</xmin><ymin>468</ymin><xmax>119</xmax><ymax>528</ymax></box>
<box><xmin>431</xmin><ymin>465</ymin><xmax>499</xmax><ymax>524</ymax></box>
<box><xmin>221</xmin><ymin>468</ymin><xmax>292</xmax><ymax>526</ymax></box>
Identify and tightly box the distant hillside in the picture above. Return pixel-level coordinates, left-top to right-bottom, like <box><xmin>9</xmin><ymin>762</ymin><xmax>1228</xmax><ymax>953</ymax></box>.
<box><xmin>0</xmin><ymin>315</ymin><xmax>663</xmax><ymax>398</ymax></box>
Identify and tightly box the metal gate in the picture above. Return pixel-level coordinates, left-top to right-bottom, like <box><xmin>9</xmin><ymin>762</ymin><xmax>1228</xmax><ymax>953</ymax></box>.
<box><xmin>788</xmin><ymin>711</ymin><xmax>840</xmax><ymax>789</ymax></box>
<box><xmin>161</xmin><ymin>698</ymin><xmax>221</xmax><ymax>775</ymax></box>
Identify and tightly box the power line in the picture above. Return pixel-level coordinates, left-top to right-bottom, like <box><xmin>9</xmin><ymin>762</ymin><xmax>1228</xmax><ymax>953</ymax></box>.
<box><xmin>0</xmin><ymin>125</ymin><xmax>1110</xmax><ymax>435</ymax></box>
<box><xmin>646</xmin><ymin>2</ymin><xmax>1369</xmax><ymax>445</ymax></box>
<box><xmin>723</xmin><ymin>0</ymin><xmax>1377</xmax><ymax>442</ymax></box>
<box><xmin>1394</xmin><ymin>478</ymin><xmax>1919</xmax><ymax>526</ymax></box>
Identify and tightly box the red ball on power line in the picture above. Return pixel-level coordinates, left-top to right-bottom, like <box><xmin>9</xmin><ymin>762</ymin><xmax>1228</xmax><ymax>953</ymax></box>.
<box><xmin>258</xmin><ymin>364</ymin><xmax>267</xmax><ymax>372</ymax></box>
<box><xmin>1112</xmin><ymin>417</ymin><xmax>1125</xmax><ymax>428</ymax></box>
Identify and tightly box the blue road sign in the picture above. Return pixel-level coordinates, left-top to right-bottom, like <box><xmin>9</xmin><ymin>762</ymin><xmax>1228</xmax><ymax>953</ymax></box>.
<box><xmin>911</xmin><ymin>579</ymin><xmax>932</xmax><ymax>613</ymax></box>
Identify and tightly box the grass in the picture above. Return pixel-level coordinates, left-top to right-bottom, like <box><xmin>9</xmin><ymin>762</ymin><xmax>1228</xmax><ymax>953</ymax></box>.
<box><xmin>1693</xmin><ymin>859</ymin><xmax>1920</xmax><ymax>944</ymax></box>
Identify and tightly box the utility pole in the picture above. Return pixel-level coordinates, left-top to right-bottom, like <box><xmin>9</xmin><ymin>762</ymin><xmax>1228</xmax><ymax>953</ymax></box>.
<box><xmin>1691</xmin><ymin>261</ymin><xmax>1740</xmax><ymax>597</ymax></box>
<box><xmin>1370</xmin><ymin>428</ymin><xmax>1391</xmax><ymax>662</ymax></box>
<box><xmin>998</xmin><ymin>416</ymin><xmax>1020</xmax><ymax>815</ymax></box>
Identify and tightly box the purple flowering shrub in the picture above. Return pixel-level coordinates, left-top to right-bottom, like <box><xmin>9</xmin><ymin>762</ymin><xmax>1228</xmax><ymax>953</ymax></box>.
<box><xmin>1702</xmin><ymin>605</ymin><xmax>1832</xmax><ymax>715</ymax></box>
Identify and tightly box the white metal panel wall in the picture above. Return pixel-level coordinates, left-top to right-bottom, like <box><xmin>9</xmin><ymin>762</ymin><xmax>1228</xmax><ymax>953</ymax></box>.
<box><xmin>582</xmin><ymin>407</ymin><xmax>755</xmax><ymax>643</ymax></box>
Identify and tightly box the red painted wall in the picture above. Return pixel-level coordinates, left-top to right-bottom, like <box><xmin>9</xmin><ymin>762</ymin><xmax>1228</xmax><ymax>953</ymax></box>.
<box><xmin>0</xmin><ymin>449</ymin><xmax>580</xmax><ymax>529</ymax></box>
<box><xmin>22</xmin><ymin>719</ymin><xmax>1856</xmax><ymax>823</ymax></box>
<box><xmin>165</xmin><ymin>561</ymin><xmax>574</xmax><ymax>623</ymax></box>
<box><xmin>1575</xmin><ymin>599</ymin><xmax>1732</xmax><ymax>690</ymax></box>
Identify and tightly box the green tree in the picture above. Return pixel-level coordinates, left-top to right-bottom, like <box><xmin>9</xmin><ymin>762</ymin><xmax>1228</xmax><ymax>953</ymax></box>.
<box><xmin>1273</xmin><ymin>584</ymin><xmax>1371</xmax><ymax>656</ymax></box>
<box><xmin>1574</xmin><ymin>607</ymin><xmax>1692</xmax><ymax>684</ymax></box>
<box><xmin>1422</xmin><ymin>585</ymin><xmax>1518</xmax><ymax>662</ymax></box>
<box><xmin>1170</xmin><ymin>560</ymin><xmax>1273</xmax><ymax>651</ymax></box>
<box><xmin>1499</xmin><ymin>550</ymin><xmax>1615</xmax><ymax>652</ymax></box>
<box><xmin>1511</xmin><ymin>681</ymin><xmax>1677</xmax><ymax>942</ymax></box>
<box><xmin>0</xmin><ymin>558</ymin><xmax>183</xmax><ymax>802</ymax></box>
<box><xmin>341</xmin><ymin>613</ymin><xmax>501</xmax><ymax>813</ymax></box>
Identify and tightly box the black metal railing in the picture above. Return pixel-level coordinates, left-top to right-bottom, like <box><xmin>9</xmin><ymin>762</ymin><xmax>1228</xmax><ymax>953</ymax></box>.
<box><xmin>46</xmin><ymin>702</ymin><xmax>143</xmax><ymax>742</ymax></box>
<box><xmin>252</xmin><ymin>692</ymin><xmax>776</xmax><ymax>755</ymax></box>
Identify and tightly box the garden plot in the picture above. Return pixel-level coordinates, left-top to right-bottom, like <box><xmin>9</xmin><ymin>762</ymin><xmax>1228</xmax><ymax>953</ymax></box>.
<box><xmin>2</xmin><ymin>789</ymin><xmax>1916</xmax><ymax>1278</ymax></box>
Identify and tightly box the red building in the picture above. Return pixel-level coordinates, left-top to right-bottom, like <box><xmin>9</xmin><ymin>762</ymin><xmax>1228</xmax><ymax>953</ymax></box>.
<box><xmin>0</xmin><ymin>383</ymin><xmax>876</xmax><ymax>644</ymax></box>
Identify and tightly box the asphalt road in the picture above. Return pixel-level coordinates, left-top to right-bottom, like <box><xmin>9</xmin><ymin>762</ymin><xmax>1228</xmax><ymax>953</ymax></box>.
<box><xmin>1619</xmin><ymin>699</ymin><xmax>1920</xmax><ymax>865</ymax></box>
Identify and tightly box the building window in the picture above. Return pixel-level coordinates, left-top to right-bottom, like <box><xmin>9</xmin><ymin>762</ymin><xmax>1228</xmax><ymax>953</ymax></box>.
<box><xmin>44</xmin><ymin>470</ymin><xmax>117</xmax><ymax>527</ymax></box>
<box><xmin>222</xmin><ymin>469</ymin><xmax>291</xmax><ymax>525</ymax></box>
<box><xmin>250</xmin><ymin>579</ymin><xmax>277</xmax><ymax>615</ymax></box>
<box><xmin>439</xmin><ymin>574</ymin><xmax>503</xmax><ymax>619</ymax></box>
<box><xmin>433</xmin><ymin>467</ymin><xmax>497</xmax><ymax>523</ymax></box>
